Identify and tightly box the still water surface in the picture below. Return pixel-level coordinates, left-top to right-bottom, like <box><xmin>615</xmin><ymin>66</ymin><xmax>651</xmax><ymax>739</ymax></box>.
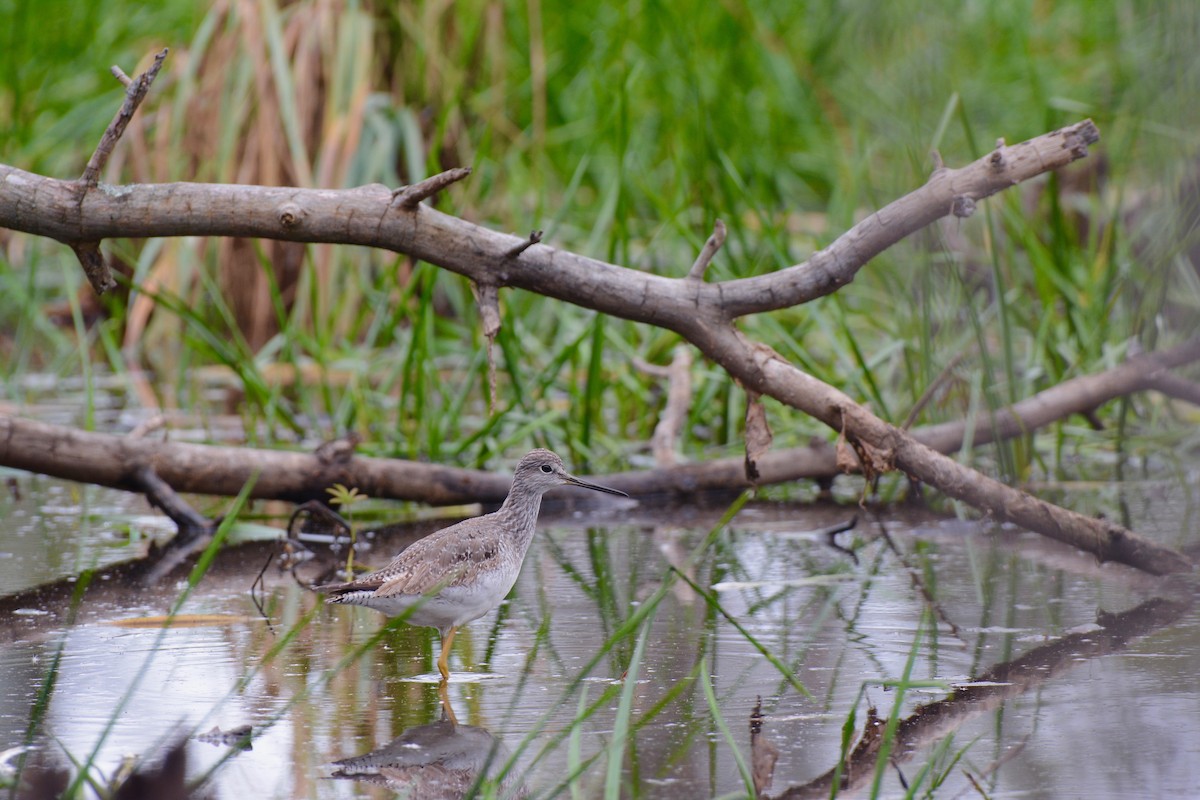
<box><xmin>1</xmin><ymin>476</ymin><xmax>1197</xmax><ymax>798</ymax></box>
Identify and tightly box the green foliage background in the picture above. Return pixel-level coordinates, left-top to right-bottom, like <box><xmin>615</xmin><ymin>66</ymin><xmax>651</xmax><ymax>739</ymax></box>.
<box><xmin>1</xmin><ymin>0</ymin><xmax>1198</xmax><ymax>483</ymax></box>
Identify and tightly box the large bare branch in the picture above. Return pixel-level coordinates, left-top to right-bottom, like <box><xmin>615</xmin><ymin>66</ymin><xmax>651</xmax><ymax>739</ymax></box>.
<box><xmin>0</xmin><ymin>85</ymin><xmax>1191</xmax><ymax>577</ymax></box>
<box><xmin>0</xmin><ymin>123</ymin><xmax>1100</xmax><ymax>326</ymax></box>
<box><xmin>710</xmin><ymin>327</ymin><xmax>1192</xmax><ymax>575</ymax></box>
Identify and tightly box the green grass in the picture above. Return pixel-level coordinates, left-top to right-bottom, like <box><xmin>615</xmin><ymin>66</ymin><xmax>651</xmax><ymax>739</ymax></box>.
<box><xmin>0</xmin><ymin>10</ymin><xmax>1198</xmax><ymax>796</ymax></box>
<box><xmin>2</xmin><ymin>7</ymin><xmax>1190</xmax><ymax>796</ymax></box>
<box><xmin>3</xmin><ymin>16</ymin><xmax>1195</xmax><ymax>793</ymax></box>
<box><xmin>3</xmin><ymin>0</ymin><xmax>1197</xmax><ymax>484</ymax></box>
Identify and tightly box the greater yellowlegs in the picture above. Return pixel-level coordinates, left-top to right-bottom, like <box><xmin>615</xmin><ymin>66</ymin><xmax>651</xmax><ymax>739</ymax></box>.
<box><xmin>317</xmin><ymin>449</ymin><xmax>626</xmax><ymax>681</ymax></box>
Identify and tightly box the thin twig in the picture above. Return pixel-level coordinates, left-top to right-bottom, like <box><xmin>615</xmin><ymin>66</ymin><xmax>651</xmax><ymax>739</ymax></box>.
<box><xmin>109</xmin><ymin>65</ymin><xmax>133</xmax><ymax>88</ymax></box>
<box><xmin>73</xmin><ymin>48</ymin><xmax>169</xmax><ymax>295</ymax></box>
<box><xmin>503</xmin><ymin>229</ymin><xmax>543</xmax><ymax>259</ymax></box>
<box><xmin>688</xmin><ymin>218</ymin><xmax>727</xmax><ymax>280</ymax></box>
<box><xmin>391</xmin><ymin>167</ymin><xmax>472</xmax><ymax>209</ymax></box>
<box><xmin>81</xmin><ymin>48</ymin><xmax>169</xmax><ymax>188</ymax></box>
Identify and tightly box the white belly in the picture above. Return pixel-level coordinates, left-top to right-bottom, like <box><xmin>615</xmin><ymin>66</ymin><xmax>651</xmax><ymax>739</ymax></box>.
<box><xmin>334</xmin><ymin>571</ymin><xmax>520</xmax><ymax>631</ymax></box>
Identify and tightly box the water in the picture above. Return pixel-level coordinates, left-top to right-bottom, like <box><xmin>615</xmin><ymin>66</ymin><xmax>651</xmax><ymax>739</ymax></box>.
<box><xmin>1</xmin><ymin>476</ymin><xmax>1198</xmax><ymax>798</ymax></box>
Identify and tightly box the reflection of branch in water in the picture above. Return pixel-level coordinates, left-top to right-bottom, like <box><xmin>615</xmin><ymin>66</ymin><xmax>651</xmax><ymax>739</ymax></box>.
<box><xmin>132</xmin><ymin>463</ymin><xmax>220</xmax><ymax>587</ymax></box>
<box><xmin>328</xmin><ymin>707</ymin><xmax>528</xmax><ymax>800</ymax></box>
<box><xmin>872</xmin><ymin>513</ymin><xmax>967</xmax><ymax>645</ymax></box>
<box><xmin>767</xmin><ymin>595</ymin><xmax>1192</xmax><ymax>799</ymax></box>
<box><xmin>821</xmin><ymin>514</ymin><xmax>859</xmax><ymax>564</ymax></box>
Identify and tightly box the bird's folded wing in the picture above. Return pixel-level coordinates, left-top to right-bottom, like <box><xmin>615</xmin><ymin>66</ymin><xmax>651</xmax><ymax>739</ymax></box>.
<box><xmin>374</xmin><ymin>530</ymin><xmax>501</xmax><ymax>598</ymax></box>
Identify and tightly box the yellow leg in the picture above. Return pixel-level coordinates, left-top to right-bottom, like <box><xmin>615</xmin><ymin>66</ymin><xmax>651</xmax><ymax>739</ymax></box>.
<box><xmin>437</xmin><ymin>626</ymin><xmax>458</xmax><ymax>682</ymax></box>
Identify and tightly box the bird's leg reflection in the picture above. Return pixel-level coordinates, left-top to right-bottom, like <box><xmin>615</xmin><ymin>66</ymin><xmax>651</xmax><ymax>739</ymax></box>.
<box><xmin>438</xmin><ymin>677</ymin><xmax>460</xmax><ymax>727</ymax></box>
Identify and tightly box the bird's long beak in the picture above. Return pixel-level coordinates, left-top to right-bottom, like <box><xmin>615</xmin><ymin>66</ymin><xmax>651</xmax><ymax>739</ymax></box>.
<box><xmin>563</xmin><ymin>474</ymin><xmax>628</xmax><ymax>497</ymax></box>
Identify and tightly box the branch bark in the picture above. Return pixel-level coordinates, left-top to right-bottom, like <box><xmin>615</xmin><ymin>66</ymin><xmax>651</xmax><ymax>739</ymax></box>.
<box><xmin>915</xmin><ymin>336</ymin><xmax>1200</xmax><ymax>451</ymax></box>
<box><xmin>0</xmin><ymin>91</ymin><xmax>1192</xmax><ymax>578</ymax></box>
<box><xmin>2</xmin><ymin>333</ymin><xmax>1194</xmax><ymax>507</ymax></box>
<box><xmin>0</xmin><ymin>415</ymin><xmax>513</xmax><ymax>505</ymax></box>
<box><xmin>710</xmin><ymin>325</ymin><xmax>1192</xmax><ymax>575</ymax></box>
<box><xmin>0</xmin><ymin>123</ymin><xmax>1102</xmax><ymax>325</ymax></box>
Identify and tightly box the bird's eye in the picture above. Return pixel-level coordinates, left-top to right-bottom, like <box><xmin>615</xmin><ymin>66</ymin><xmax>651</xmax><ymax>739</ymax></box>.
<box><xmin>540</xmin><ymin>464</ymin><xmax>553</xmax><ymax>473</ymax></box>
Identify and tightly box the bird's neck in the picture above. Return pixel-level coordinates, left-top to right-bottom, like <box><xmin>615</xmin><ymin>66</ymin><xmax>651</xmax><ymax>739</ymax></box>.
<box><xmin>497</xmin><ymin>486</ymin><xmax>544</xmax><ymax>544</ymax></box>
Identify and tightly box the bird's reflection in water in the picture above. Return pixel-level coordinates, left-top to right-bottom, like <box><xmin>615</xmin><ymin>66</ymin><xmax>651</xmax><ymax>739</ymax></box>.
<box><xmin>328</xmin><ymin>688</ymin><xmax>527</xmax><ymax>799</ymax></box>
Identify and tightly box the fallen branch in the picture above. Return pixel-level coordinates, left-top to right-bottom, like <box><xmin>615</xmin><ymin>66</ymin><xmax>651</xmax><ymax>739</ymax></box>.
<box><xmin>915</xmin><ymin>336</ymin><xmax>1200</xmax><ymax>452</ymax></box>
<box><xmin>0</xmin><ymin>414</ymin><xmax>513</xmax><ymax>505</ymax></box>
<box><xmin>2</xmin><ymin>326</ymin><xmax>1194</xmax><ymax>509</ymax></box>
<box><xmin>729</xmin><ymin>329</ymin><xmax>1191</xmax><ymax>575</ymax></box>
<box><xmin>0</xmin><ymin>124</ymin><xmax>1104</xmax><ymax>325</ymax></box>
<box><xmin>0</xmin><ymin>54</ymin><xmax>1191</xmax><ymax>575</ymax></box>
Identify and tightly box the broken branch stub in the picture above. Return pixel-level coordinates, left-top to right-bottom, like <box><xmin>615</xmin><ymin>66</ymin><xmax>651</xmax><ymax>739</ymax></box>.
<box><xmin>688</xmin><ymin>218</ymin><xmax>727</xmax><ymax>281</ymax></box>
<box><xmin>81</xmin><ymin>48</ymin><xmax>169</xmax><ymax>189</ymax></box>
<box><xmin>503</xmin><ymin>230</ymin><xmax>543</xmax><ymax>259</ymax></box>
<box><xmin>390</xmin><ymin>167</ymin><xmax>473</xmax><ymax>209</ymax></box>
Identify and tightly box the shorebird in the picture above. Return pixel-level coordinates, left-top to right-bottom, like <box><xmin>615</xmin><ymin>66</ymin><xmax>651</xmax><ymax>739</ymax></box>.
<box><xmin>316</xmin><ymin>449</ymin><xmax>627</xmax><ymax>681</ymax></box>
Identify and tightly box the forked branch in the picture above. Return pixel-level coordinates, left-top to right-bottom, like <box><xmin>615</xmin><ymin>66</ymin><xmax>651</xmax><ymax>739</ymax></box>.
<box><xmin>0</xmin><ymin>51</ymin><xmax>1189</xmax><ymax>576</ymax></box>
<box><xmin>69</xmin><ymin>48</ymin><xmax>171</xmax><ymax>294</ymax></box>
